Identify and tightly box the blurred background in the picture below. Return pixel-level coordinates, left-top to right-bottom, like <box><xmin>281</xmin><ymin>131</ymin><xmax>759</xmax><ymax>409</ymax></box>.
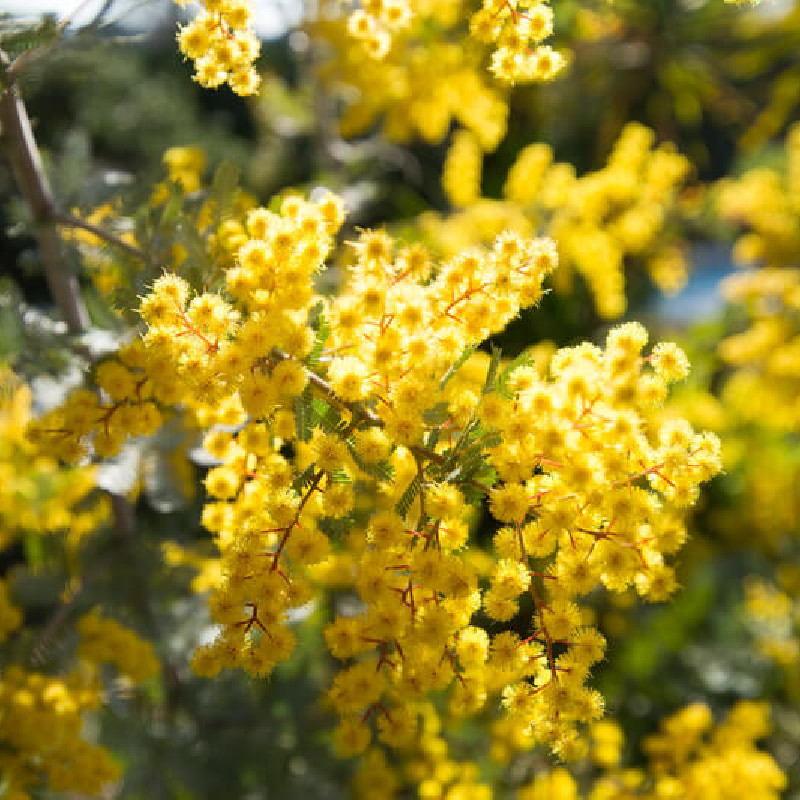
<box><xmin>2</xmin><ymin>0</ymin><xmax>800</xmax><ymax>796</ymax></box>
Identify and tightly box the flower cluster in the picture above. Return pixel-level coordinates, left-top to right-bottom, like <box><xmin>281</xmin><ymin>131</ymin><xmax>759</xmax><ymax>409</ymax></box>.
<box><xmin>175</xmin><ymin>0</ymin><xmax>261</xmax><ymax>96</ymax></box>
<box><xmin>315</xmin><ymin>23</ymin><xmax>509</xmax><ymax>151</ymax></box>
<box><xmin>312</xmin><ymin>0</ymin><xmax>565</xmax><ymax>152</ymax></box>
<box><xmin>426</xmin><ymin>122</ymin><xmax>693</xmax><ymax>317</ymax></box>
<box><xmin>637</xmin><ymin>701</ymin><xmax>784</xmax><ymax>800</ymax></box>
<box><xmin>0</xmin><ymin>666</ymin><xmax>119</xmax><ymax>798</ymax></box>
<box><xmin>715</xmin><ymin>125</ymin><xmax>800</xmax><ymax>435</ymax></box>
<box><xmin>350</xmin><ymin>699</ymin><xmax>784</xmax><ymax>798</ymax></box>
<box><xmin>0</xmin><ymin>376</ymin><xmax>164</xmax><ymax>797</ymax></box>
<box><xmin>27</xmin><ymin>356</ymin><xmax>164</xmax><ymax>461</ymax></box>
<box><xmin>316</xmin><ymin>0</ymin><xmax>563</xmax><ymax>83</ymax></box>
<box><xmin>37</xmin><ymin>184</ymin><xmax>722</xmax><ymax>766</ymax></box>
<box><xmin>717</xmin><ymin>122</ymin><xmax>800</xmax><ymax>270</ymax></box>
<box><xmin>5</xmin><ymin>0</ymin><xmax>796</xmax><ymax>793</ymax></box>
<box><xmin>161</xmin><ymin>145</ymin><xmax>208</xmax><ymax>194</ymax></box>
<box><xmin>718</xmin><ymin>268</ymin><xmax>800</xmax><ymax>432</ymax></box>
<box><xmin>30</xmin><ymin>160</ymin><xmax>260</xmax><ymax>462</ymax></box>
<box><xmin>345</xmin><ymin>0</ymin><xmax>412</xmax><ymax>60</ymax></box>
<box><xmin>744</xmin><ymin>576</ymin><xmax>800</xmax><ymax>668</ymax></box>
<box><xmin>673</xmin><ymin>124</ymin><xmax>800</xmax><ymax>560</ymax></box>
<box><xmin>351</xmin><ymin>702</ymin><xmax>495</xmax><ymax>798</ymax></box>
<box><xmin>519</xmin><ymin>701</ymin><xmax>785</xmax><ymax>799</ymax></box>
<box><xmin>0</xmin><ymin>375</ymin><xmax>109</xmax><ymax>552</ymax></box>
<box><xmin>443</xmin><ymin>129</ymin><xmax>483</xmax><ymax>208</ymax></box>
<box><xmin>472</xmin><ymin>0</ymin><xmax>564</xmax><ymax>85</ymax></box>
<box><xmin>77</xmin><ymin>610</ymin><xmax>161</xmax><ymax>685</ymax></box>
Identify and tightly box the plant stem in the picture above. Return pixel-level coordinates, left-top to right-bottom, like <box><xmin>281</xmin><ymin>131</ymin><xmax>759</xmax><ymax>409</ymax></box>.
<box><xmin>0</xmin><ymin>48</ymin><xmax>90</xmax><ymax>335</ymax></box>
<box><xmin>55</xmin><ymin>211</ymin><xmax>150</xmax><ymax>263</ymax></box>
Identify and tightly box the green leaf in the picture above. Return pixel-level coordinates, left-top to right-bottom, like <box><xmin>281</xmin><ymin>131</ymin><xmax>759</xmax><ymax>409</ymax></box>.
<box><xmin>426</xmin><ymin>426</ymin><xmax>441</xmax><ymax>452</ymax></box>
<box><xmin>308</xmin><ymin>397</ymin><xmax>326</xmax><ymax>427</ymax></box>
<box><xmin>439</xmin><ymin>344</ymin><xmax>478</xmax><ymax>390</ymax></box>
<box><xmin>496</xmin><ymin>350</ymin><xmax>535</xmax><ymax>397</ymax></box>
<box><xmin>211</xmin><ymin>160</ymin><xmax>241</xmax><ymax>220</ymax></box>
<box><xmin>0</xmin><ymin>279</ymin><xmax>24</xmax><ymax>361</ymax></box>
<box><xmin>348</xmin><ymin>448</ymin><xmax>395</xmax><ymax>483</ymax></box>
<box><xmin>306</xmin><ymin>302</ymin><xmax>330</xmax><ymax>370</ymax></box>
<box><xmin>175</xmin><ymin>220</ymin><xmax>211</xmax><ymax>289</ymax></box>
<box><xmin>442</xmin><ymin>444</ymin><xmax>486</xmax><ymax>488</ymax></box>
<box><xmin>423</xmin><ymin>402</ymin><xmax>450</xmax><ymax>427</ymax></box>
<box><xmin>441</xmin><ymin>417</ymin><xmax>481</xmax><ymax>470</ymax></box>
<box><xmin>395</xmin><ymin>475</ymin><xmax>421</xmax><ymax>518</ymax></box>
<box><xmin>23</xmin><ymin>532</ymin><xmax>44</xmax><ymax>570</ymax></box>
<box><xmin>454</xmin><ymin>447</ymin><xmax>485</xmax><ymax>476</ymax></box>
<box><xmin>159</xmin><ymin>184</ymin><xmax>184</xmax><ymax>224</ymax></box>
<box><xmin>461</xmin><ymin>471</ymin><xmax>494</xmax><ymax>504</ymax></box>
<box><xmin>292</xmin><ymin>464</ymin><xmax>319</xmax><ymax>495</ymax></box>
<box><xmin>476</xmin><ymin>430</ymin><xmax>502</xmax><ymax>449</ymax></box>
<box><xmin>482</xmin><ymin>345</ymin><xmax>503</xmax><ymax>395</ymax></box>
<box><xmin>318</xmin><ymin>516</ymin><xmax>353</xmax><ymax>540</ymax></box>
<box><xmin>293</xmin><ymin>386</ymin><xmax>314</xmax><ymax>442</ymax></box>
<box><xmin>329</xmin><ymin>469</ymin><xmax>351</xmax><ymax>484</ymax></box>
<box><xmin>309</xmin><ymin>398</ymin><xmax>346</xmax><ymax>435</ymax></box>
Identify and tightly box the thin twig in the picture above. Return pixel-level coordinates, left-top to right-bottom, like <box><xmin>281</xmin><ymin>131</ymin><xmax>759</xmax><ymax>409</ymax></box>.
<box><xmin>55</xmin><ymin>211</ymin><xmax>149</xmax><ymax>263</ymax></box>
<box><xmin>30</xmin><ymin>542</ymin><xmax>118</xmax><ymax>666</ymax></box>
<box><xmin>272</xmin><ymin>349</ymin><xmax>492</xmax><ymax>493</ymax></box>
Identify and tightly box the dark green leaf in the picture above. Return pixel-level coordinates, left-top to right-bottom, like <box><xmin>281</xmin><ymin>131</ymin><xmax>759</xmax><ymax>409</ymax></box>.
<box><xmin>306</xmin><ymin>302</ymin><xmax>331</xmax><ymax>371</ymax></box>
<box><xmin>347</xmin><ymin>444</ymin><xmax>395</xmax><ymax>483</ymax></box>
<box><xmin>423</xmin><ymin>402</ymin><xmax>451</xmax><ymax>427</ymax></box>
<box><xmin>291</xmin><ymin>464</ymin><xmax>319</xmax><ymax>495</ymax></box>
<box><xmin>318</xmin><ymin>515</ymin><xmax>353</xmax><ymax>540</ymax></box>
<box><xmin>329</xmin><ymin>469</ymin><xmax>351</xmax><ymax>484</ymax></box>
<box><xmin>309</xmin><ymin>398</ymin><xmax>346</xmax><ymax>435</ymax></box>
<box><xmin>211</xmin><ymin>160</ymin><xmax>241</xmax><ymax>220</ymax></box>
<box><xmin>482</xmin><ymin>345</ymin><xmax>503</xmax><ymax>394</ymax></box>
<box><xmin>395</xmin><ymin>475</ymin><xmax>421</xmax><ymax>518</ymax></box>
<box><xmin>293</xmin><ymin>386</ymin><xmax>314</xmax><ymax>442</ymax></box>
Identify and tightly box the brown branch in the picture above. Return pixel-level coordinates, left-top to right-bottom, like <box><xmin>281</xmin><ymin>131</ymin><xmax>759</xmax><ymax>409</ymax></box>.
<box><xmin>275</xmin><ymin>349</ymin><xmax>384</xmax><ymax>429</ymax></box>
<box><xmin>0</xmin><ymin>49</ymin><xmax>89</xmax><ymax>334</ymax></box>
